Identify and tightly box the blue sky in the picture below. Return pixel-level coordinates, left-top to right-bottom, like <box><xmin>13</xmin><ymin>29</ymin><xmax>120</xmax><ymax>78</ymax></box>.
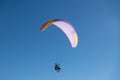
<box><xmin>0</xmin><ymin>0</ymin><xmax>120</xmax><ymax>80</ymax></box>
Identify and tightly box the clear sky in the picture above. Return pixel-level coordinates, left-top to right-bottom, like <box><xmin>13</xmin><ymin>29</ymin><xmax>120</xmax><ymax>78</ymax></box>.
<box><xmin>0</xmin><ymin>0</ymin><xmax>120</xmax><ymax>80</ymax></box>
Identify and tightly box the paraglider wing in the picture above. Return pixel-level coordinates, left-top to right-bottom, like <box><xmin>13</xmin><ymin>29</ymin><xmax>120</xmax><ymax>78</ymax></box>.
<box><xmin>41</xmin><ymin>19</ymin><xmax>78</xmax><ymax>48</ymax></box>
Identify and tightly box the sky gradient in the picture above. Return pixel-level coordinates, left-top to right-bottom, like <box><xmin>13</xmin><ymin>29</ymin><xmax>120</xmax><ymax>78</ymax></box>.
<box><xmin>0</xmin><ymin>0</ymin><xmax>120</xmax><ymax>80</ymax></box>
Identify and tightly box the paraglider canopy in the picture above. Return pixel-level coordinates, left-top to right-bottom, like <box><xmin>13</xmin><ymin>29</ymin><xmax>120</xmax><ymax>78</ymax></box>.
<box><xmin>41</xmin><ymin>19</ymin><xmax>78</xmax><ymax>48</ymax></box>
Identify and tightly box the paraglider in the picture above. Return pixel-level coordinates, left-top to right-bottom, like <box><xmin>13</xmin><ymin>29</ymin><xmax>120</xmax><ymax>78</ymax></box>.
<box><xmin>41</xmin><ymin>19</ymin><xmax>78</xmax><ymax>48</ymax></box>
<box><xmin>41</xmin><ymin>19</ymin><xmax>78</xmax><ymax>72</ymax></box>
<box><xmin>55</xmin><ymin>64</ymin><xmax>61</xmax><ymax>72</ymax></box>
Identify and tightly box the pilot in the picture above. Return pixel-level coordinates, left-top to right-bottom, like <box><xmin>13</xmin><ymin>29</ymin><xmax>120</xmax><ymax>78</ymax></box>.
<box><xmin>55</xmin><ymin>64</ymin><xmax>61</xmax><ymax>72</ymax></box>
